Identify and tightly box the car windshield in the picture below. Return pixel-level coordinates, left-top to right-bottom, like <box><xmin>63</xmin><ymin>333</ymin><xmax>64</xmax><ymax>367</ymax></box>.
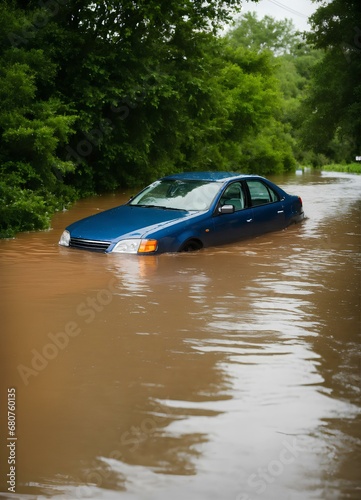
<box><xmin>129</xmin><ymin>179</ymin><xmax>220</xmax><ymax>211</ymax></box>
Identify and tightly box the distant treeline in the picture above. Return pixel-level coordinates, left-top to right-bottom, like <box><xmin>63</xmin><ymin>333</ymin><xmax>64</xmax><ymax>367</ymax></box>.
<box><xmin>0</xmin><ymin>0</ymin><xmax>360</xmax><ymax>237</ymax></box>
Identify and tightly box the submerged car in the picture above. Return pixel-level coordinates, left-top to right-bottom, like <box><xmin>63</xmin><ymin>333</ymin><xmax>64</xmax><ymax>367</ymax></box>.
<box><xmin>59</xmin><ymin>172</ymin><xmax>304</xmax><ymax>254</ymax></box>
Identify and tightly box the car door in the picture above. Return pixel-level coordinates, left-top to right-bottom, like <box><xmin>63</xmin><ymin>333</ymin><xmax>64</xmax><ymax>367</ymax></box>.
<box><xmin>209</xmin><ymin>182</ymin><xmax>255</xmax><ymax>246</ymax></box>
<box><xmin>245</xmin><ymin>179</ymin><xmax>286</xmax><ymax>234</ymax></box>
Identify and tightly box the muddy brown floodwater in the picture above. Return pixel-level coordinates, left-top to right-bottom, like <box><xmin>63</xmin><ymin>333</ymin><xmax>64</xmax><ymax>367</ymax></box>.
<box><xmin>0</xmin><ymin>170</ymin><xmax>360</xmax><ymax>500</ymax></box>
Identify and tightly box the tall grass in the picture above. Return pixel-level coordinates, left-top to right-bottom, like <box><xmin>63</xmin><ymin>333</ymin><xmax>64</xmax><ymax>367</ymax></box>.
<box><xmin>322</xmin><ymin>163</ymin><xmax>361</xmax><ymax>174</ymax></box>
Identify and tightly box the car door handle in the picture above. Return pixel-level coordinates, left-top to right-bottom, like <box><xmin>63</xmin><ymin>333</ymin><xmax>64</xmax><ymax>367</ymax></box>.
<box><xmin>246</xmin><ymin>218</ymin><xmax>253</xmax><ymax>222</ymax></box>
<box><xmin>277</xmin><ymin>210</ymin><xmax>284</xmax><ymax>214</ymax></box>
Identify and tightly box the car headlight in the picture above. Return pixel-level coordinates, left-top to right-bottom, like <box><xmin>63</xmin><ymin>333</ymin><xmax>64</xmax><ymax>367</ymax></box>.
<box><xmin>112</xmin><ymin>239</ymin><xmax>158</xmax><ymax>254</ymax></box>
<box><xmin>59</xmin><ymin>230</ymin><xmax>70</xmax><ymax>247</ymax></box>
<box><xmin>138</xmin><ymin>239</ymin><xmax>158</xmax><ymax>253</ymax></box>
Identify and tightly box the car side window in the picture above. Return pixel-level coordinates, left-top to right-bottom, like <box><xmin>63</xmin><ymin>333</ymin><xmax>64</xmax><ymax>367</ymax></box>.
<box><xmin>246</xmin><ymin>180</ymin><xmax>279</xmax><ymax>206</ymax></box>
<box><xmin>219</xmin><ymin>182</ymin><xmax>245</xmax><ymax>211</ymax></box>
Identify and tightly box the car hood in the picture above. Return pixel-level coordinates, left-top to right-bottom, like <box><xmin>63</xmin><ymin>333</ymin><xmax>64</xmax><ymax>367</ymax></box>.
<box><xmin>67</xmin><ymin>204</ymin><xmax>194</xmax><ymax>241</ymax></box>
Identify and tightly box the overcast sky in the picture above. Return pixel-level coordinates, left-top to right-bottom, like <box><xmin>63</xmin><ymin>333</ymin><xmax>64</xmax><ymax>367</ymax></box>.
<box><xmin>238</xmin><ymin>0</ymin><xmax>321</xmax><ymax>32</ymax></box>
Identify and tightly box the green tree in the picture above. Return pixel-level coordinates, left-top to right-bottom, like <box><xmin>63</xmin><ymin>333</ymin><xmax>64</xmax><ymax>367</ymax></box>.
<box><xmin>4</xmin><ymin>0</ymin><xmax>248</xmax><ymax>190</ymax></box>
<box><xmin>225</xmin><ymin>12</ymin><xmax>322</xmax><ymax>169</ymax></box>
<box><xmin>4</xmin><ymin>0</ymin><xmax>295</xmax><ymax>238</ymax></box>
<box><xmin>0</xmin><ymin>4</ymin><xmax>78</xmax><ymax>237</ymax></box>
<box><xmin>0</xmin><ymin>0</ymin><xmax>247</xmax><ymax>235</ymax></box>
<box><xmin>226</xmin><ymin>11</ymin><xmax>298</xmax><ymax>55</ymax></box>
<box><xmin>300</xmin><ymin>0</ymin><xmax>361</xmax><ymax>162</ymax></box>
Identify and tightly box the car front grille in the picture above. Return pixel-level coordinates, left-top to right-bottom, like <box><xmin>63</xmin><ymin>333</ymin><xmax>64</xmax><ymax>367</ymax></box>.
<box><xmin>69</xmin><ymin>237</ymin><xmax>111</xmax><ymax>252</ymax></box>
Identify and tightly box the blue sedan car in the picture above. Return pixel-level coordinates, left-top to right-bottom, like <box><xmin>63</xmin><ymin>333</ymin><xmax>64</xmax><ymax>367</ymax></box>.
<box><xmin>59</xmin><ymin>172</ymin><xmax>304</xmax><ymax>254</ymax></box>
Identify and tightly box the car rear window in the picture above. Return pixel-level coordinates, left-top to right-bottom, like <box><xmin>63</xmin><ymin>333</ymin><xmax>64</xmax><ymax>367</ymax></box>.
<box><xmin>246</xmin><ymin>180</ymin><xmax>279</xmax><ymax>206</ymax></box>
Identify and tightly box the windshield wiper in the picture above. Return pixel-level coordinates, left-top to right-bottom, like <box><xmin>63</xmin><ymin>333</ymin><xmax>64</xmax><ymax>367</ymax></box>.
<box><xmin>158</xmin><ymin>206</ymin><xmax>186</xmax><ymax>211</ymax></box>
<box><xmin>133</xmin><ymin>204</ymin><xmax>157</xmax><ymax>208</ymax></box>
<box><xmin>133</xmin><ymin>204</ymin><xmax>185</xmax><ymax>211</ymax></box>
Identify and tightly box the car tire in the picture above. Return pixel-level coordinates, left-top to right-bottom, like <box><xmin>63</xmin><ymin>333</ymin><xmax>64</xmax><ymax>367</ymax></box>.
<box><xmin>179</xmin><ymin>239</ymin><xmax>203</xmax><ymax>252</ymax></box>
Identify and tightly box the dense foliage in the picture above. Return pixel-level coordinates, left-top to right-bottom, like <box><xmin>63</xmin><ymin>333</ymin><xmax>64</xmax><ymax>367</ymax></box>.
<box><xmin>225</xmin><ymin>12</ymin><xmax>322</xmax><ymax>166</ymax></box>
<box><xmin>301</xmin><ymin>0</ymin><xmax>361</xmax><ymax>163</ymax></box>
<box><xmin>0</xmin><ymin>0</ymin><xmax>359</xmax><ymax>238</ymax></box>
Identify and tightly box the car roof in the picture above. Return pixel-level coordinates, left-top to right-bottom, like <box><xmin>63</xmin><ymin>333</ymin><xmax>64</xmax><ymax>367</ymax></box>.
<box><xmin>162</xmin><ymin>171</ymin><xmax>260</xmax><ymax>182</ymax></box>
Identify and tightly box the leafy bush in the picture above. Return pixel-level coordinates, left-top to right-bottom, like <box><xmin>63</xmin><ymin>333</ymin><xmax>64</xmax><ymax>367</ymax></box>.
<box><xmin>0</xmin><ymin>161</ymin><xmax>78</xmax><ymax>238</ymax></box>
<box><xmin>0</xmin><ymin>181</ymin><xmax>49</xmax><ymax>238</ymax></box>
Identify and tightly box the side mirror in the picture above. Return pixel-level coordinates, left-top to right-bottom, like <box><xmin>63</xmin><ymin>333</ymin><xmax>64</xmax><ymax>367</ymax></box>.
<box><xmin>218</xmin><ymin>204</ymin><xmax>235</xmax><ymax>214</ymax></box>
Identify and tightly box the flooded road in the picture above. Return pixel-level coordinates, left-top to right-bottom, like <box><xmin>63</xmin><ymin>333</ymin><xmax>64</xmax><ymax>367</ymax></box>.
<box><xmin>0</xmin><ymin>170</ymin><xmax>360</xmax><ymax>499</ymax></box>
